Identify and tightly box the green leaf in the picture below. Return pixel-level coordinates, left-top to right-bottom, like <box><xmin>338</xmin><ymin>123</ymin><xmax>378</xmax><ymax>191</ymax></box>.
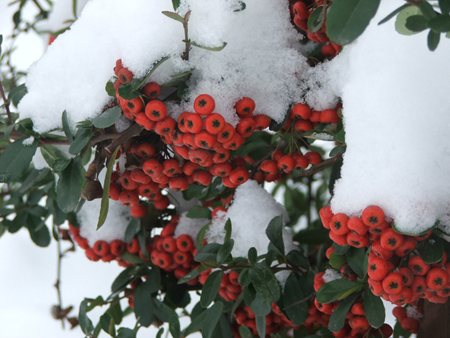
<box><xmin>134</xmin><ymin>280</ymin><xmax>154</xmax><ymax>327</ymax></box>
<box><xmin>105</xmin><ymin>80</ymin><xmax>116</xmax><ymax>97</ymax></box>
<box><xmin>124</xmin><ymin>218</ymin><xmax>141</xmax><ymax>243</ymax></box>
<box><xmin>307</xmin><ymin>7</ymin><xmax>325</xmax><ymax>33</ymax></box>
<box><xmin>224</xmin><ymin>218</ymin><xmax>232</xmax><ymax>243</ymax></box>
<box><xmin>217</xmin><ymin>239</ymin><xmax>234</xmax><ymax>265</ymax></box>
<box><xmin>249</xmin><ymin>263</ymin><xmax>280</xmax><ymax>303</ymax></box>
<box><xmin>255</xmin><ymin>315</ymin><xmax>266</xmax><ymax>338</ymax></box>
<box><xmin>363</xmin><ymin>289</ymin><xmax>385</xmax><ymax>328</ymax></box>
<box><xmin>334</xmin><ymin>243</ymin><xmax>350</xmax><ymax>255</ymax></box>
<box><xmin>79</xmin><ymin>299</ymin><xmax>94</xmax><ymax>335</ymax></box>
<box><xmin>117</xmin><ymin>328</ymin><xmax>135</xmax><ymax>338</ymax></box>
<box><xmin>186</xmin><ymin>205</ymin><xmax>212</xmax><ymax>219</ymax></box>
<box><xmin>134</xmin><ymin>56</ymin><xmax>171</xmax><ymax>90</ymax></box>
<box><xmin>118</xmin><ymin>82</ymin><xmax>141</xmax><ymax>100</ymax></box>
<box><xmin>169</xmin><ymin>314</ymin><xmax>181</xmax><ymax>338</ymax></box>
<box><xmin>440</xmin><ymin>0</ymin><xmax>450</xmax><ymax>15</ymax></box>
<box><xmin>177</xmin><ymin>264</ymin><xmax>208</xmax><ymax>284</ymax></box>
<box><xmin>26</xmin><ymin>215</ymin><xmax>51</xmax><ymax>247</ymax></box>
<box><xmin>188</xmin><ymin>40</ymin><xmax>228</xmax><ymax>51</ymax></box>
<box><xmin>92</xmin><ymin>106</ymin><xmax>122</xmax><ymax>128</ymax></box>
<box><xmin>405</xmin><ymin>15</ymin><xmax>429</xmax><ymax>32</ymax></box>
<box><xmin>303</xmin><ymin>130</ymin><xmax>336</xmax><ymax>142</ymax></box>
<box><xmin>328</xmin><ymin>293</ymin><xmax>359</xmax><ymax>332</ymax></box>
<box><xmin>97</xmin><ymin>147</ymin><xmax>120</xmax><ymax>229</ymax></box>
<box><xmin>282</xmin><ymin>273</ymin><xmax>308</xmax><ymax>325</ymax></box>
<box><xmin>329</xmin><ymin>252</ymin><xmax>347</xmax><ymax>270</ymax></box>
<box><xmin>316</xmin><ymin>279</ymin><xmax>360</xmax><ymax>304</ymax></box>
<box><xmin>234</xmin><ymin>1</ymin><xmax>246</xmax><ymax>12</ymax></box>
<box><xmin>62</xmin><ymin>110</ymin><xmax>74</xmax><ymax>143</ymax></box>
<box><xmin>419</xmin><ymin>1</ymin><xmax>437</xmax><ymax>20</ymax></box>
<box><xmin>8</xmin><ymin>83</ymin><xmax>27</xmax><ymax>107</ymax></box>
<box><xmin>396</xmin><ymin>6</ymin><xmax>423</xmax><ymax>35</ymax></box>
<box><xmin>378</xmin><ymin>4</ymin><xmax>411</xmax><ymax>25</ymax></box>
<box><xmin>429</xmin><ymin>30</ymin><xmax>441</xmax><ymax>49</ymax></box>
<box><xmin>428</xmin><ymin>15</ymin><xmax>450</xmax><ymax>32</ymax></box>
<box><xmin>346</xmin><ymin>247</ymin><xmax>366</xmax><ymax>278</ymax></box>
<box><xmin>417</xmin><ymin>233</ymin><xmax>444</xmax><ymax>263</ymax></box>
<box><xmin>196</xmin><ymin>221</ymin><xmax>211</xmax><ymax>249</ymax></box>
<box><xmin>248</xmin><ymin>247</ymin><xmax>257</xmax><ymax>264</ymax></box>
<box><xmin>56</xmin><ymin>157</ymin><xmax>82</xmax><ymax>213</ymax></box>
<box><xmin>156</xmin><ymin>328</ymin><xmax>164</xmax><ymax>338</ymax></box>
<box><xmin>326</xmin><ymin>0</ymin><xmax>381</xmax><ymax>45</ymax></box>
<box><xmin>239</xmin><ymin>325</ymin><xmax>253</xmax><ymax>338</ymax></box>
<box><xmin>329</xmin><ymin>144</ymin><xmax>345</xmax><ymax>158</ymax></box>
<box><xmin>294</xmin><ymin>228</ymin><xmax>330</xmax><ymax>245</ymax></box>
<box><xmin>108</xmin><ymin>300</ymin><xmax>123</xmax><ymax>324</ymax></box>
<box><xmin>69</xmin><ymin>127</ymin><xmax>92</xmax><ymax>155</ymax></box>
<box><xmin>265</xmin><ymin>215</ymin><xmax>285</xmax><ymax>256</ymax></box>
<box><xmin>195</xmin><ymin>243</ymin><xmax>222</xmax><ymax>263</ymax></box>
<box><xmin>161</xmin><ymin>11</ymin><xmax>185</xmax><ymax>23</ymax></box>
<box><xmin>172</xmin><ymin>0</ymin><xmax>180</xmax><ymax>10</ymax></box>
<box><xmin>202</xmin><ymin>302</ymin><xmax>224</xmax><ymax>338</ymax></box>
<box><xmin>201</xmin><ymin>270</ymin><xmax>223</xmax><ymax>308</ymax></box>
<box><xmin>100</xmin><ymin>312</ymin><xmax>115</xmax><ymax>336</ymax></box>
<box><xmin>0</xmin><ymin>138</ymin><xmax>38</xmax><ymax>183</ymax></box>
<box><xmin>40</xmin><ymin>145</ymin><xmax>70</xmax><ymax>173</ymax></box>
<box><xmin>286</xmin><ymin>250</ymin><xmax>309</xmax><ymax>270</ymax></box>
<box><xmin>111</xmin><ymin>266</ymin><xmax>136</xmax><ymax>293</ymax></box>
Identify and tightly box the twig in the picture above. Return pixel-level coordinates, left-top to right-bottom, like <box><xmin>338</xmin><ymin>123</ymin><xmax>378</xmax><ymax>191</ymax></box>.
<box><xmin>32</xmin><ymin>0</ymin><xmax>45</xmax><ymax>13</ymax></box>
<box><xmin>294</xmin><ymin>154</ymin><xmax>343</xmax><ymax>178</ymax></box>
<box><xmin>53</xmin><ymin>223</ymin><xmax>65</xmax><ymax>329</ymax></box>
<box><xmin>405</xmin><ymin>0</ymin><xmax>421</xmax><ymax>7</ymax></box>
<box><xmin>105</xmin><ymin>123</ymin><xmax>143</xmax><ymax>154</ymax></box>
<box><xmin>0</xmin><ymin>79</ymin><xmax>13</xmax><ymax>125</ymax></box>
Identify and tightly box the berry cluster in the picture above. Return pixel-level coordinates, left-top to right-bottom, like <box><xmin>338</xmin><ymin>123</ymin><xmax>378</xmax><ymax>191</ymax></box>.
<box><xmin>69</xmin><ymin>223</ymin><xmax>134</xmax><ymax>268</ymax></box>
<box><xmin>148</xmin><ymin>216</ymin><xmax>200</xmax><ymax>285</ymax></box>
<box><xmin>314</xmin><ymin>272</ymin><xmax>393</xmax><ymax>338</ymax></box>
<box><xmin>199</xmin><ymin>269</ymin><xmax>242</xmax><ymax>302</ymax></box>
<box><xmin>392</xmin><ymin>305</ymin><xmax>423</xmax><ymax>334</ymax></box>
<box><xmin>290</xmin><ymin>1</ymin><xmax>341</xmax><ymax>58</ymax></box>
<box><xmin>321</xmin><ymin>205</ymin><xmax>450</xmax><ymax>306</ymax></box>
<box><xmin>258</xmin><ymin>102</ymin><xmax>341</xmax><ymax>180</ymax></box>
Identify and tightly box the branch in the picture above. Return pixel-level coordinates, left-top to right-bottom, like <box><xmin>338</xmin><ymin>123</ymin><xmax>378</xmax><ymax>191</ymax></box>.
<box><xmin>0</xmin><ymin>79</ymin><xmax>13</xmax><ymax>125</ymax></box>
<box><xmin>294</xmin><ymin>154</ymin><xmax>343</xmax><ymax>178</ymax></box>
<box><xmin>105</xmin><ymin>123</ymin><xmax>143</xmax><ymax>154</ymax></box>
<box><xmin>405</xmin><ymin>0</ymin><xmax>421</xmax><ymax>7</ymax></box>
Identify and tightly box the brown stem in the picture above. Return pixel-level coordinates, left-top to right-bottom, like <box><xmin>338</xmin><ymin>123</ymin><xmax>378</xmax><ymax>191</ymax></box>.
<box><xmin>0</xmin><ymin>80</ymin><xmax>13</xmax><ymax>125</ymax></box>
<box><xmin>294</xmin><ymin>154</ymin><xmax>343</xmax><ymax>178</ymax></box>
<box><xmin>53</xmin><ymin>223</ymin><xmax>65</xmax><ymax>329</ymax></box>
<box><xmin>105</xmin><ymin>123</ymin><xmax>143</xmax><ymax>154</ymax></box>
<box><xmin>406</xmin><ymin>0</ymin><xmax>421</xmax><ymax>7</ymax></box>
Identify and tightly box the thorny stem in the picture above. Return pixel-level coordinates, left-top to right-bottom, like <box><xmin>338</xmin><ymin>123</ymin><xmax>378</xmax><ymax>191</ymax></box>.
<box><xmin>54</xmin><ymin>223</ymin><xmax>65</xmax><ymax>329</ymax></box>
<box><xmin>0</xmin><ymin>79</ymin><xmax>13</xmax><ymax>125</ymax></box>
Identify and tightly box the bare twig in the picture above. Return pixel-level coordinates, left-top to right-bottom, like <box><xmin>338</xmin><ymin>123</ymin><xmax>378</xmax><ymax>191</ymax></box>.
<box><xmin>105</xmin><ymin>123</ymin><xmax>143</xmax><ymax>154</ymax></box>
<box><xmin>53</xmin><ymin>223</ymin><xmax>65</xmax><ymax>329</ymax></box>
<box><xmin>283</xmin><ymin>292</ymin><xmax>316</xmax><ymax>310</ymax></box>
<box><xmin>0</xmin><ymin>79</ymin><xmax>13</xmax><ymax>125</ymax></box>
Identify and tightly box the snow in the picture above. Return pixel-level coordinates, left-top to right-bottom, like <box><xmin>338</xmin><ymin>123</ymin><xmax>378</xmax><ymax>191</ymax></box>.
<box><xmin>173</xmin><ymin>211</ymin><xmax>209</xmax><ymax>240</ymax></box>
<box><xmin>307</xmin><ymin>1</ymin><xmax>450</xmax><ymax>235</ymax></box>
<box><xmin>322</xmin><ymin>268</ymin><xmax>342</xmax><ymax>283</ymax></box>
<box><xmin>77</xmin><ymin>199</ymin><xmax>131</xmax><ymax>246</ymax></box>
<box><xmin>22</xmin><ymin>136</ymin><xmax>35</xmax><ymax>146</ymax></box>
<box><xmin>205</xmin><ymin>180</ymin><xmax>295</xmax><ymax>258</ymax></box>
<box><xmin>18</xmin><ymin>0</ymin><xmax>307</xmax><ymax>133</ymax></box>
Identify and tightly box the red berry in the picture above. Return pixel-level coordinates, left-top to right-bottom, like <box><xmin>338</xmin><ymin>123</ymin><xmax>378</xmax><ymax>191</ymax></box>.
<box><xmin>145</xmin><ymin>100</ymin><xmax>167</xmax><ymax>121</ymax></box>
<box><xmin>194</xmin><ymin>94</ymin><xmax>215</xmax><ymax>115</ymax></box>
